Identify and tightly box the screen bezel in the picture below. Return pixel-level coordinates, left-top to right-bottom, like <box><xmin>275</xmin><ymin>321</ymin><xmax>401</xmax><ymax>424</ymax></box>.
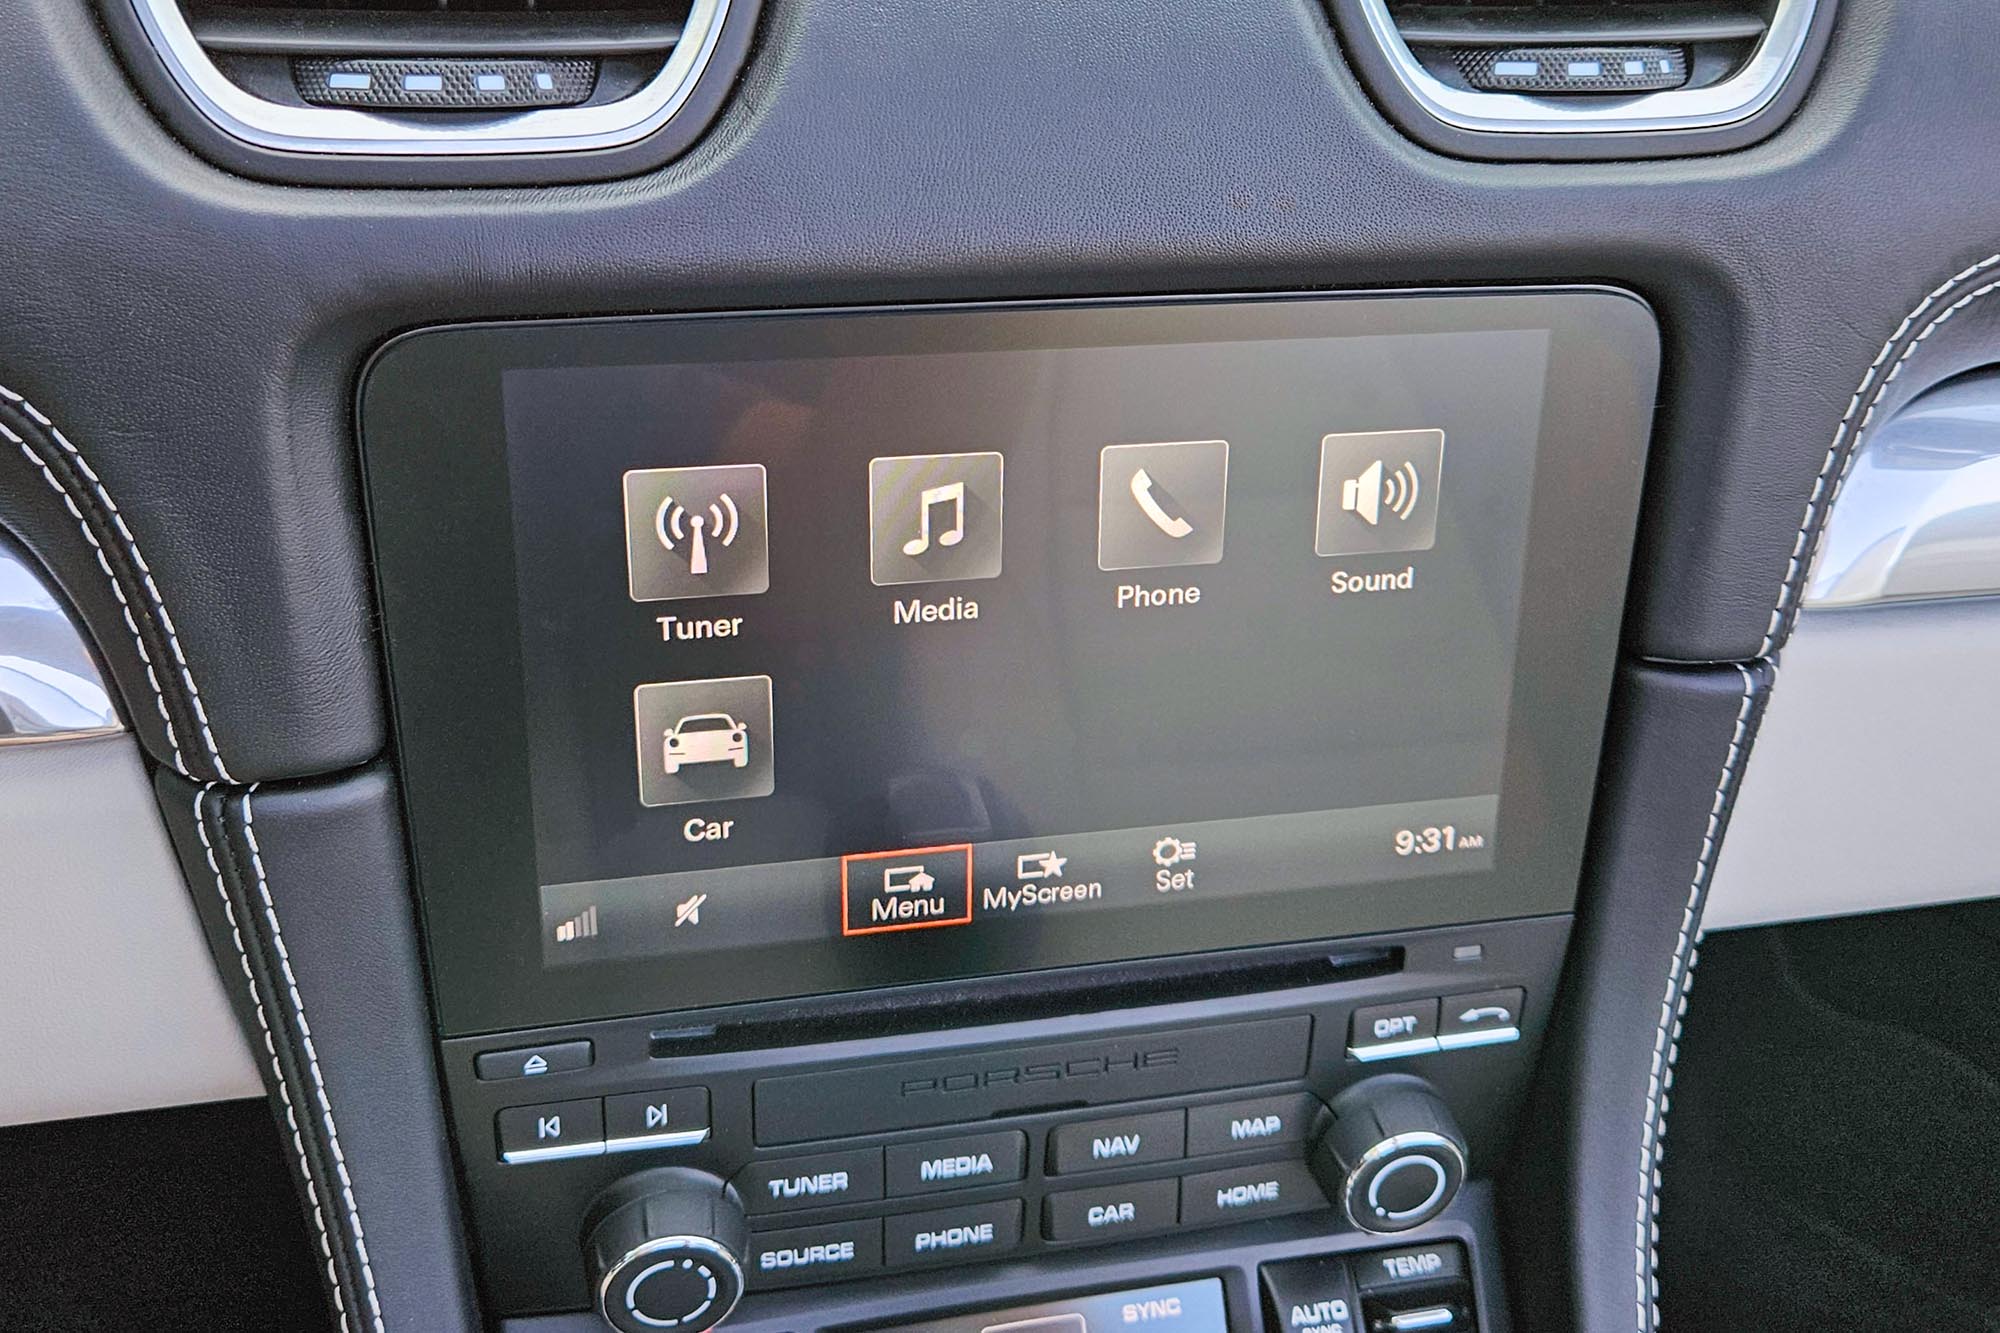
<box><xmin>358</xmin><ymin>290</ymin><xmax>1658</xmax><ymax>1037</ymax></box>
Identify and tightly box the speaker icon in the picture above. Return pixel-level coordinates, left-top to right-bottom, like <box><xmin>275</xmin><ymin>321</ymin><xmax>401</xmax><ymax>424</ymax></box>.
<box><xmin>1340</xmin><ymin>458</ymin><xmax>1422</xmax><ymax>527</ymax></box>
<box><xmin>654</xmin><ymin>491</ymin><xmax>742</xmax><ymax>576</ymax></box>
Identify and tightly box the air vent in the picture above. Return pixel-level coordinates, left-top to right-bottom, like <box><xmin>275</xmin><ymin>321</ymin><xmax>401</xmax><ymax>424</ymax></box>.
<box><xmin>113</xmin><ymin>0</ymin><xmax>746</xmax><ymax>167</ymax></box>
<box><xmin>1330</xmin><ymin>0</ymin><xmax>1833</xmax><ymax>156</ymax></box>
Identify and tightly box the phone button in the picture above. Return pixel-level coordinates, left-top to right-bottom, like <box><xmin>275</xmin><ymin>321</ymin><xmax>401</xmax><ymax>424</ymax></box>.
<box><xmin>1097</xmin><ymin>440</ymin><xmax>1229</xmax><ymax>572</ymax></box>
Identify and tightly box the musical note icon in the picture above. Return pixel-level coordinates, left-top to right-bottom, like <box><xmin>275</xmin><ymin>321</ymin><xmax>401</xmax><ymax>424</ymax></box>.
<box><xmin>902</xmin><ymin>480</ymin><xmax>967</xmax><ymax>556</ymax></box>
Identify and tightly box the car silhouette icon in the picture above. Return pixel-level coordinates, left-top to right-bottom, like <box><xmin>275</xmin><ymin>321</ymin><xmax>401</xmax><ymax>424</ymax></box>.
<box><xmin>662</xmin><ymin>712</ymin><xmax>750</xmax><ymax>774</ymax></box>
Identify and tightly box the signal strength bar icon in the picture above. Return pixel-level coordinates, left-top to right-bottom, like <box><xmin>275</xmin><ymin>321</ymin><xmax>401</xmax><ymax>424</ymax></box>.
<box><xmin>554</xmin><ymin>904</ymin><xmax>599</xmax><ymax>943</ymax></box>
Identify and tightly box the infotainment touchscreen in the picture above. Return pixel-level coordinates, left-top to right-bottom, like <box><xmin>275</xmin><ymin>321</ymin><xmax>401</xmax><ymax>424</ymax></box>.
<box><xmin>360</xmin><ymin>293</ymin><xmax>1658</xmax><ymax>1033</ymax></box>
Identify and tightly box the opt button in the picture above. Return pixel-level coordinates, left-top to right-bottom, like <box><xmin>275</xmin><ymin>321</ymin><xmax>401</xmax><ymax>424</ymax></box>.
<box><xmin>1349</xmin><ymin>1000</ymin><xmax>1440</xmax><ymax>1061</ymax></box>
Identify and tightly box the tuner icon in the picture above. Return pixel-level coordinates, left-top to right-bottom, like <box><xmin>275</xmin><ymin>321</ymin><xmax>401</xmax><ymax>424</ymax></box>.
<box><xmin>1315</xmin><ymin>429</ymin><xmax>1445</xmax><ymax>558</ymax></box>
<box><xmin>624</xmin><ymin>464</ymin><xmax>770</xmax><ymax>602</ymax></box>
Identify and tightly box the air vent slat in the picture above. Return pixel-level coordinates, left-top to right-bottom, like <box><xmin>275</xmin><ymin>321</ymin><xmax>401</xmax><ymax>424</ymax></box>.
<box><xmin>1393</xmin><ymin>4</ymin><xmax>1767</xmax><ymax>47</ymax></box>
<box><xmin>189</xmin><ymin>8</ymin><xmax>684</xmax><ymax>56</ymax></box>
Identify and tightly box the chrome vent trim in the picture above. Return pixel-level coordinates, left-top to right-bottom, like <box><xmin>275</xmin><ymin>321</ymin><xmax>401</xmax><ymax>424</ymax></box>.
<box><xmin>1356</xmin><ymin>0</ymin><xmax>1820</xmax><ymax>135</ymax></box>
<box><xmin>0</xmin><ymin>532</ymin><xmax>124</xmax><ymax>747</ymax></box>
<box><xmin>128</xmin><ymin>0</ymin><xmax>729</xmax><ymax>156</ymax></box>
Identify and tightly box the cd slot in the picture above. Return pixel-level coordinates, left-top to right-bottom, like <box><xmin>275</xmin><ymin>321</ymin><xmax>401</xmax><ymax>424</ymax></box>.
<box><xmin>648</xmin><ymin>942</ymin><xmax>1400</xmax><ymax>1059</ymax></box>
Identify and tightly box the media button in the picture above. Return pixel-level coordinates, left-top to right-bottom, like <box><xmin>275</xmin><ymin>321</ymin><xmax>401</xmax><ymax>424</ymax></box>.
<box><xmin>841</xmin><ymin>844</ymin><xmax>974</xmax><ymax>936</ymax></box>
<box><xmin>736</xmin><ymin>1148</ymin><xmax>884</xmax><ymax>1214</ymax></box>
<box><xmin>884</xmin><ymin>1199</ymin><xmax>1024</xmax><ymax>1267</ymax></box>
<box><xmin>868</xmin><ymin>452</ymin><xmax>1005</xmax><ymax>587</ymax></box>
<box><xmin>1047</xmin><ymin>1108</ymin><xmax>1186</xmax><ymax>1174</ymax></box>
<box><xmin>1042</xmin><ymin>1177</ymin><xmax>1180</xmax><ymax>1242</ymax></box>
<box><xmin>886</xmin><ymin>1130</ymin><xmax>1028</xmax><ymax>1197</ymax></box>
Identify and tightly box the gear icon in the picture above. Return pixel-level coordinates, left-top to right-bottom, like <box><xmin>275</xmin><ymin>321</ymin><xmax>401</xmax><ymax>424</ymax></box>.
<box><xmin>1152</xmin><ymin>836</ymin><xmax>1187</xmax><ymax>869</ymax></box>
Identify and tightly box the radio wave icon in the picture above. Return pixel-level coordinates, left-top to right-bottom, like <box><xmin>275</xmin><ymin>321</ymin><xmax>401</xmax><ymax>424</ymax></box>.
<box><xmin>1340</xmin><ymin>459</ymin><xmax>1422</xmax><ymax>527</ymax></box>
<box><xmin>654</xmin><ymin>492</ymin><xmax>742</xmax><ymax>576</ymax></box>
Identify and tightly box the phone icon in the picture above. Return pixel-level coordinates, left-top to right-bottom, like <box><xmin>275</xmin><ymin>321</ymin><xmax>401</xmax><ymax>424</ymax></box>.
<box><xmin>1097</xmin><ymin>441</ymin><xmax>1228</xmax><ymax>572</ymax></box>
<box><xmin>1129</xmin><ymin>468</ymin><xmax>1195</xmax><ymax>539</ymax></box>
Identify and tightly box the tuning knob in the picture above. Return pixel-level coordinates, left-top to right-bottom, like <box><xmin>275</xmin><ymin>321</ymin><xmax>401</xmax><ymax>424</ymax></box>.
<box><xmin>1310</xmin><ymin>1075</ymin><xmax>1468</xmax><ymax>1234</ymax></box>
<box><xmin>584</xmin><ymin>1168</ymin><xmax>749</xmax><ymax>1333</ymax></box>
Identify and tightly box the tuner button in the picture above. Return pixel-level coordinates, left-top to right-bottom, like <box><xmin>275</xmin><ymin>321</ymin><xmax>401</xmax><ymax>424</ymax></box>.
<box><xmin>585</xmin><ymin>1168</ymin><xmax>748</xmax><ymax>1333</ymax></box>
<box><xmin>1311</xmin><ymin>1075</ymin><xmax>1468</xmax><ymax>1235</ymax></box>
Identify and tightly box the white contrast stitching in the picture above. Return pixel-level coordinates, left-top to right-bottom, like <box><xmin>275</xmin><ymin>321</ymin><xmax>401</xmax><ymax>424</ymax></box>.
<box><xmin>1758</xmin><ymin>253</ymin><xmax>2000</xmax><ymax>656</ymax></box>
<box><xmin>242</xmin><ymin>788</ymin><xmax>387</xmax><ymax>1333</ymax></box>
<box><xmin>1647</xmin><ymin>253</ymin><xmax>2000</xmax><ymax>1333</ymax></box>
<box><xmin>1636</xmin><ymin>666</ymin><xmax>1753</xmax><ymax>1333</ymax></box>
<box><xmin>0</xmin><ymin>383</ymin><xmax>236</xmax><ymax>782</ymax></box>
<box><xmin>194</xmin><ymin>785</ymin><xmax>354</xmax><ymax>1333</ymax></box>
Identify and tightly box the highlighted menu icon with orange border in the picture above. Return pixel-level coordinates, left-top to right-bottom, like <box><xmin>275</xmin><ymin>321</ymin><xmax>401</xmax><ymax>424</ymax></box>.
<box><xmin>841</xmin><ymin>844</ymin><xmax>974</xmax><ymax>936</ymax></box>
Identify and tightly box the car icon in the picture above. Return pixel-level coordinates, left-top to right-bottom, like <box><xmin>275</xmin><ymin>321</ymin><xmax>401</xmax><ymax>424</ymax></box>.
<box><xmin>662</xmin><ymin>712</ymin><xmax>750</xmax><ymax>774</ymax></box>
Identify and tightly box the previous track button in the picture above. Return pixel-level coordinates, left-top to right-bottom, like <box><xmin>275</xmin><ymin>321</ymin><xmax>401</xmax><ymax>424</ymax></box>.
<box><xmin>841</xmin><ymin>844</ymin><xmax>974</xmax><ymax>936</ymax></box>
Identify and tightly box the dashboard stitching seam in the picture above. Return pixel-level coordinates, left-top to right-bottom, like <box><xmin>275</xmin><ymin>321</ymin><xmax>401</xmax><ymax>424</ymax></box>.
<box><xmin>241</xmin><ymin>788</ymin><xmax>387</xmax><ymax>1333</ymax></box>
<box><xmin>1759</xmin><ymin>252</ymin><xmax>2000</xmax><ymax>655</ymax></box>
<box><xmin>193</xmin><ymin>784</ymin><xmax>354</xmax><ymax>1333</ymax></box>
<box><xmin>0</xmin><ymin>383</ymin><xmax>237</xmax><ymax>782</ymax></box>
<box><xmin>1638</xmin><ymin>664</ymin><xmax>1753</xmax><ymax>1333</ymax></box>
<box><xmin>1652</xmin><ymin>255</ymin><xmax>2000</xmax><ymax>1331</ymax></box>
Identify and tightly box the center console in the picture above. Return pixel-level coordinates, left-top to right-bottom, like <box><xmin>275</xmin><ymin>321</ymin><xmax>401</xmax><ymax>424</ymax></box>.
<box><xmin>359</xmin><ymin>290</ymin><xmax>1658</xmax><ymax>1331</ymax></box>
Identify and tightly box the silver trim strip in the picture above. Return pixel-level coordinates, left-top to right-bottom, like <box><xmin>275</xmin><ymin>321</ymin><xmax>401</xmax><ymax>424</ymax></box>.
<box><xmin>0</xmin><ymin>533</ymin><xmax>123</xmax><ymax>746</ymax></box>
<box><xmin>128</xmin><ymin>0</ymin><xmax>730</xmax><ymax>156</ymax></box>
<box><xmin>605</xmin><ymin>1126</ymin><xmax>713</xmax><ymax>1154</ymax></box>
<box><xmin>501</xmin><ymin>1138</ymin><xmax>607</xmax><ymax>1164</ymax></box>
<box><xmin>1353</xmin><ymin>0</ymin><xmax>1819</xmax><ymax>135</ymax></box>
<box><xmin>1806</xmin><ymin>370</ymin><xmax>2000</xmax><ymax>609</ymax></box>
<box><xmin>1434</xmin><ymin>1025</ymin><xmax>1520</xmax><ymax>1051</ymax></box>
<box><xmin>1348</xmin><ymin>1036</ymin><xmax>1441</xmax><ymax>1062</ymax></box>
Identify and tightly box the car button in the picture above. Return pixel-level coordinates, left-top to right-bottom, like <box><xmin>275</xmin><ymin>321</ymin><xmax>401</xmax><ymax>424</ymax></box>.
<box><xmin>604</xmin><ymin>1087</ymin><xmax>710</xmax><ymax>1152</ymax></box>
<box><xmin>496</xmin><ymin>1098</ymin><xmax>604</xmax><ymax>1164</ymax></box>
<box><xmin>1047</xmin><ymin>1108</ymin><xmax>1186</xmax><ymax>1174</ymax></box>
<box><xmin>1437</xmin><ymin>988</ymin><xmax>1525</xmax><ymax>1050</ymax></box>
<box><xmin>1348</xmin><ymin>999</ymin><xmax>1440</xmax><ymax>1061</ymax></box>
<box><xmin>886</xmin><ymin>1130</ymin><xmax>1028</xmax><ymax>1197</ymax></box>
<box><xmin>1180</xmin><ymin>1159</ymin><xmax>1326</xmax><ymax>1228</ymax></box>
<box><xmin>1187</xmin><ymin>1092</ymin><xmax>1319</xmax><ymax>1157</ymax></box>
<box><xmin>474</xmin><ymin>1039</ymin><xmax>593</xmax><ymax>1081</ymax></box>
<box><xmin>1261</xmin><ymin>1254</ymin><xmax>1361</xmax><ymax>1333</ymax></box>
<box><xmin>746</xmin><ymin>1219</ymin><xmax>883</xmax><ymax>1289</ymax></box>
<box><xmin>1042</xmin><ymin>1177</ymin><xmax>1179</xmax><ymax>1242</ymax></box>
<box><xmin>736</xmin><ymin>1148</ymin><xmax>884</xmax><ymax>1214</ymax></box>
<box><xmin>884</xmin><ymin>1199</ymin><xmax>1024</xmax><ymax>1267</ymax></box>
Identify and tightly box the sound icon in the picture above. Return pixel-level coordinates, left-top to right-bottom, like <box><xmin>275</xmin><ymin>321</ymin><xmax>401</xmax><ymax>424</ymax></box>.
<box><xmin>554</xmin><ymin>904</ymin><xmax>599</xmax><ymax>944</ymax></box>
<box><xmin>1340</xmin><ymin>458</ymin><xmax>1422</xmax><ymax>527</ymax></box>
<box><xmin>653</xmin><ymin>491</ymin><xmax>743</xmax><ymax>576</ymax></box>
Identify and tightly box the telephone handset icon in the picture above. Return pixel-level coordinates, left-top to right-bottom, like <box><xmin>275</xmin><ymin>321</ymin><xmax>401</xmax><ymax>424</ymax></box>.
<box><xmin>1129</xmin><ymin>468</ymin><xmax>1194</xmax><ymax>539</ymax></box>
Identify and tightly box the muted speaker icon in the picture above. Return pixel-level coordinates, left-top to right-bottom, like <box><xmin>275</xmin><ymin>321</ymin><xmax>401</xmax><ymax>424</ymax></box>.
<box><xmin>1340</xmin><ymin>458</ymin><xmax>1423</xmax><ymax>527</ymax></box>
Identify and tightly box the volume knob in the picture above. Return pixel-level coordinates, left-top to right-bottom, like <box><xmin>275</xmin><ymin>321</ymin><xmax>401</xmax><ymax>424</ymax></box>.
<box><xmin>1310</xmin><ymin>1075</ymin><xmax>1468</xmax><ymax>1235</ymax></box>
<box><xmin>584</xmin><ymin>1169</ymin><xmax>749</xmax><ymax>1333</ymax></box>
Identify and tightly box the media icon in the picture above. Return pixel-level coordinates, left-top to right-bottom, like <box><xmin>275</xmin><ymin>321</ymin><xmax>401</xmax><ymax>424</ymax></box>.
<box><xmin>869</xmin><ymin>453</ymin><xmax>1004</xmax><ymax>587</ymax></box>
<box><xmin>623</xmin><ymin>463</ymin><xmax>770</xmax><ymax>602</ymax></box>
<box><xmin>633</xmin><ymin>674</ymin><xmax>775</xmax><ymax>808</ymax></box>
<box><xmin>1315</xmin><ymin>429</ymin><xmax>1445</xmax><ymax>558</ymax></box>
<box><xmin>1097</xmin><ymin>440</ymin><xmax>1229</xmax><ymax>572</ymax></box>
